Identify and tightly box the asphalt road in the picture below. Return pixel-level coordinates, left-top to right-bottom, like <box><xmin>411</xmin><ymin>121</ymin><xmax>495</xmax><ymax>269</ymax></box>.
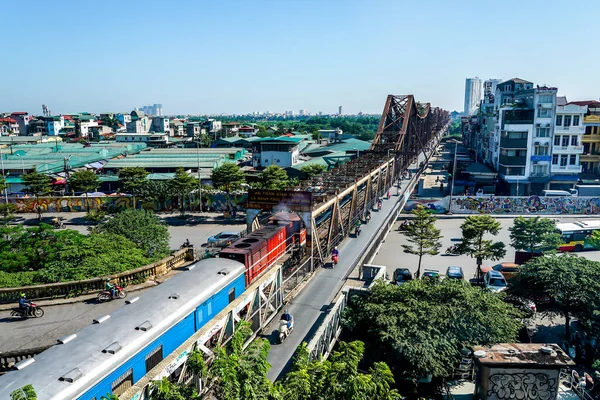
<box><xmin>372</xmin><ymin>216</ymin><xmax>600</xmax><ymax>280</ymax></box>
<box><xmin>0</xmin><ymin>223</ymin><xmax>246</xmax><ymax>354</ymax></box>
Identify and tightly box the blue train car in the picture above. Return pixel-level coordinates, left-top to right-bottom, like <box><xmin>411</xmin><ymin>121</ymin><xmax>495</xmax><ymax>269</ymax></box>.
<box><xmin>0</xmin><ymin>258</ymin><xmax>246</xmax><ymax>400</ymax></box>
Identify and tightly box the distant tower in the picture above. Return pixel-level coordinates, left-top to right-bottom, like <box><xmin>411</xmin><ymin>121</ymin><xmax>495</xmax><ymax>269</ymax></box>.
<box><xmin>338</xmin><ymin>106</ymin><xmax>343</xmax><ymax>115</ymax></box>
<box><xmin>464</xmin><ymin>77</ymin><xmax>482</xmax><ymax>115</ymax></box>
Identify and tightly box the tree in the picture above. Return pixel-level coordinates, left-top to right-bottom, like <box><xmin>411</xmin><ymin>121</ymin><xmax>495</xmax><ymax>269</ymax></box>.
<box><xmin>0</xmin><ymin>203</ymin><xmax>17</xmax><ymax>225</ymax></box>
<box><xmin>10</xmin><ymin>384</ymin><xmax>37</xmax><ymax>400</ymax></box>
<box><xmin>458</xmin><ymin>215</ymin><xmax>506</xmax><ymax>279</ymax></box>
<box><xmin>509</xmin><ymin>216</ymin><xmax>562</xmax><ymax>253</ymax></box>
<box><xmin>279</xmin><ymin>341</ymin><xmax>401</xmax><ymax>400</ymax></box>
<box><xmin>344</xmin><ymin>279</ymin><xmax>521</xmax><ymax>385</ymax></box>
<box><xmin>169</xmin><ymin>168</ymin><xmax>198</xmax><ymax>218</ymax></box>
<box><xmin>211</xmin><ymin>163</ymin><xmax>245</xmax><ymax>211</ymax></box>
<box><xmin>259</xmin><ymin>165</ymin><xmax>290</xmax><ymax>190</ymax></box>
<box><xmin>510</xmin><ymin>253</ymin><xmax>600</xmax><ymax>339</ymax></box>
<box><xmin>401</xmin><ymin>205</ymin><xmax>442</xmax><ymax>278</ymax></box>
<box><xmin>0</xmin><ymin>175</ymin><xmax>8</xmax><ymax>203</ymax></box>
<box><xmin>118</xmin><ymin>167</ymin><xmax>149</xmax><ymax>209</ymax></box>
<box><xmin>138</xmin><ymin>180</ymin><xmax>173</xmax><ymax>209</ymax></box>
<box><xmin>588</xmin><ymin>230</ymin><xmax>600</xmax><ymax>250</ymax></box>
<box><xmin>93</xmin><ymin>209</ymin><xmax>170</xmax><ymax>258</ymax></box>
<box><xmin>300</xmin><ymin>164</ymin><xmax>326</xmax><ymax>178</ymax></box>
<box><xmin>148</xmin><ymin>377</ymin><xmax>198</xmax><ymax>400</ymax></box>
<box><xmin>68</xmin><ymin>170</ymin><xmax>101</xmax><ymax>212</ymax></box>
<box><xmin>22</xmin><ymin>170</ymin><xmax>52</xmax><ymax>220</ymax></box>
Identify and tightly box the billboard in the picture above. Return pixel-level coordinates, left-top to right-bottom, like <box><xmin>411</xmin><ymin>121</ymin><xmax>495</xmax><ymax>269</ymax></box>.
<box><xmin>247</xmin><ymin>189</ymin><xmax>312</xmax><ymax>212</ymax></box>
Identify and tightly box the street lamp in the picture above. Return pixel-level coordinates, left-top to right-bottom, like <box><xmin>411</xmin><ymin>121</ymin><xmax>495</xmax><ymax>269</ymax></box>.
<box><xmin>447</xmin><ymin>139</ymin><xmax>461</xmax><ymax>215</ymax></box>
<box><xmin>0</xmin><ymin>147</ymin><xmax>7</xmax><ymax>203</ymax></box>
<box><xmin>196</xmin><ymin>136</ymin><xmax>203</xmax><ymax>212</ymax></box>
<box><xmin>16</xmin><ymin>154</ymin><xmax>25</xmax><ymax>174</ymax></box>
<box><xmin>64</xmin><ymin>155</ymin><xmax>73</xmax><ymax>195</ymax></box>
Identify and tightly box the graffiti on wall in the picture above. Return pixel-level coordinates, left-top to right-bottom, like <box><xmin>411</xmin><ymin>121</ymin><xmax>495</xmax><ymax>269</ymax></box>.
<box><xmin>487</xmin><ymin>372</ymin><xmax>557</xmax><ymax>400</ymax></box>
<box><xmin>403</xmin><ymin>197</ymin><xmax>449</xmax><ymax>214</ymax></box>
<box><xmin>451</xmin><ymin>196</ymin><xmax>600</xmax><ymax>215</ymax></box>
<box><xmin>8</xmin><ymin>193</ymin><xmax>249</xmax><ymax>213</ymax></box>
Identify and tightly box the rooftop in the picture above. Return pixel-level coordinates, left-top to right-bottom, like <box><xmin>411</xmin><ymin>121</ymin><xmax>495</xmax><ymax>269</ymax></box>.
<box><xmin>473</xmin><ymin>343</ymin><xmax>574</xmax><ymax>367</ymax></box>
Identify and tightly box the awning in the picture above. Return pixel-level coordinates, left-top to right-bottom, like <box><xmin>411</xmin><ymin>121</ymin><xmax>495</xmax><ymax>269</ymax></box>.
<box><xmin>53</xmin><ymin>178</ymin><xmax>66</xmax><ymax>185</ymax></box>
<box><xmin>551</xmin><ymin>175</ymin><xmax>578</xmax><ymax>182</ymax></box>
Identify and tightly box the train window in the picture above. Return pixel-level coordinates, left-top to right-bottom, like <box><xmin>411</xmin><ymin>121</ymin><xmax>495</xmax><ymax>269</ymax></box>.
<box><xmin>207</xmin><ymin>301</ymin><xmax>212</xmax><ymax>316</ymax></box>
<box><xmin>197</xmin><ymin>309</ymin><xmax>203</xmax><ymax>324</ymax></box>
<box><xmin>111</xmin><ymin>368</ymin><xmax>133</xmax><ymax>397</ymax></box>
<box><xmin>145</xmin><ymin>345</ymin><xmax>163</xmax><ymax>373</ymax></box>
<box><xmin>228</xmin><ymin>288</ymin><xmax>235</xmax><ymax>303</ymax></box>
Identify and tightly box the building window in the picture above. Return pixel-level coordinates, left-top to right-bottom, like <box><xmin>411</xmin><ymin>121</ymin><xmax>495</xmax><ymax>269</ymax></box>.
<box><xmin>535</xmin><ymin>127</ymin><xmax>550</xmax><ymax>137</ymax></box>
<box><xmin>560</xmin><ymin>155</ymin><xmax>568</xmax><ymax>166</ymax></box>
<box><xmin>534</xmin><ymin>146</ymin><xmax>549</xmax><ymax>156</ymax></box>
<box><xmin>538</xmin><ymin>108</ymin><xmax>552</xmax><ymax>118</ymax></box>
<box><xmin>503</xmin><ymin>131</ymin><xmax>527</xmax><ymax>139</ymax></box>
<box><xmin>556</xmin><ymin>115</ymin><xmax>563</xmax><ymax>126</ymax></box>
<box><xmin>562</xmin><ymin>136</ymin><xmax>569</xmax><ymax>147</ymax></box>
<box><xmin>573</xmin><ymin>115</ymin><xmax>580</xmax><ymax>126</ymax></box>
<box><xmin>570</xmin><ymin>155</ymin><xmax>577</xmax><ymax>165</ymax></box>
<box><xmin>538</xmin><ymin>95</ymin><xmax>553</xmax><ymax>103</ymax></box>
<box><xmin>554</xmin><ymin>136</ymin><xmax>561</xmax><ymax>146</ymax></box>
<box><xmin>145</xmin><ymin>345</ymin><xmax>163</xmax><ymax>373</ymax></box>
<box><xmin>228</xmin><ymin>288</ymin><xmax>235</xmax><ymax>303</ymax></box>
<box><xmin>564</xmin><ymin>115</ymin><xmax>572</xmax><ymax>127</ymax></box>
<box><xmin>112</xmin><ymin>369</ymin><xmax>134</xmax><ymax>397</ymax></box>
<box><xmin>552</xmin><ymin>154</ymin><xmax>559</xmax><ymax>165</ymax></box>
<box><xmin>571</xmin><ymin>136</ymin><xmax>578</xmax><ymax>146</ymax></box>
<box><xmin>207</xmin><ymin>301</ymin><xmax>212</xmax><ymax>316</ymax></box>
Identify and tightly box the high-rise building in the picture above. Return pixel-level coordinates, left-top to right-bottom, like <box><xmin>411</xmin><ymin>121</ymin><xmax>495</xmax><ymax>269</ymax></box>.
<box><xmin>483</xmin><ymin>79</ymin><xmax>502</xmax><ymax>102</ymax></box>
<box><xmin>338</xmin><ymin>106</ymin><xmax>343</xmax><ymax>115</ymax></box>
<box><xmin>299</xmin><ymin>109</ymin><xmax>307</xmax><ymax>116</ymax></box>
<box><xmin>464</xmin><ymin>77</ymin><xmax>482</xmax><ymax>115</ymax></box>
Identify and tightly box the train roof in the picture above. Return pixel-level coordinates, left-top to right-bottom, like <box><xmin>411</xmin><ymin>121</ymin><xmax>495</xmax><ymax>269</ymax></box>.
<box><xmin>0</xmin><ymin>258</ymin><xmax>245</xmax><ymax>400</ymax></box>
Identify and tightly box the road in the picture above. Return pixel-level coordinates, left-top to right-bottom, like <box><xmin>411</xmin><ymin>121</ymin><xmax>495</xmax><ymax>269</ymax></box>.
<box><xmin>0</xmin><ymin>223</ymin><xmax>245</xmax><ymax>354</ymax></box>
<box><xmin>372</xmin><ymin>216</ymin><xmax>600</xmax><ymax>280</ymax></box>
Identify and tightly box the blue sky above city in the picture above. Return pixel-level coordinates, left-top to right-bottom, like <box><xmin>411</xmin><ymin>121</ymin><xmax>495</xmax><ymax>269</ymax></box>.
<box><xmin>1</xmin><ymin>0</ymin><xmax>598</xmax><ymax>115</ymax></box>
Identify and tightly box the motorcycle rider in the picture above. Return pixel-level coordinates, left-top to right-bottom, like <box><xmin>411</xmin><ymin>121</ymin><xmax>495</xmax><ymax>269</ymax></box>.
<box><xmin>354</xmin><ymin>219</ymin><xmax>362</xmax><ymax>235</ymax></box>
<box><xmin>19</xmin><ymin>293</ymin><xmax>31</xmax><ymax>316</ymax></box>
<box><xmin>105</xmin><ymin>278</ymin><xmax>116</xmax><ymax>299</ymax></box>
<box><xmin>332</xmin><ymin>246</ymin><xmax>339</xmax><ymax>263</ymax></box>
<box><xmin>365</xmin><ymin>210</ymin><xmax>372</xmax><ymax>223</ymax></box>
<box><xmin>281</xmin><ymin>309</ymin><xmax>293</xmax><ymax>331</ymax></box>
<box><xmin>183</xmin><ymin>238</ymin><xmax>191</xmax><ymax>248</ymax></box>
<box><xmin>377</xmin><ymin>199</ymin><xmax>382</xmax><ymax>210</ymax></box>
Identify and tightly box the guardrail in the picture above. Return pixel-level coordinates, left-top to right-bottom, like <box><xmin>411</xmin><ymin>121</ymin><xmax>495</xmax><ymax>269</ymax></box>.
<box><xmin>0</xmin><ymin>247</ymin><xmax>196</xmax><ymax>303</ymax></box>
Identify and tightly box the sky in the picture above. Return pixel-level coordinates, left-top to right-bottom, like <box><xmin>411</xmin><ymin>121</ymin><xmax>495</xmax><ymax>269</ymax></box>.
<box><xmin>1</xmin><ymin>0</ymin><xmax>599</xmax><ymax>116</ymax></box>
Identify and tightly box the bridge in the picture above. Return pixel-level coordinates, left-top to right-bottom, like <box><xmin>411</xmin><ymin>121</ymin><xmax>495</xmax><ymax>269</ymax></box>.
<box><xmin>0</xmin><ymin>95</ymin><xmax>449</xmax><ymax>398</ymax></box>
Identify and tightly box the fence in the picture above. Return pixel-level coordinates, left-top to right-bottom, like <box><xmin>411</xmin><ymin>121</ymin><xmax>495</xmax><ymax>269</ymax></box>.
<box><xmin>0</xmin><ymin>247</ymin><xmax>195</xmax><ymax>303</ymax></box>
<box><xmin>451</xmin><ymin>195</ymin><xmax>600</xmax><ymax>215</ymax></box>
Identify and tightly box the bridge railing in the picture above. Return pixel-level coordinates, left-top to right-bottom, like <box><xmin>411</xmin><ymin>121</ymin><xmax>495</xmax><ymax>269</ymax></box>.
<box><xmin>0</xmin><ymin>247</ymin><xmax>195</xmax><ymax>303</ymax></box>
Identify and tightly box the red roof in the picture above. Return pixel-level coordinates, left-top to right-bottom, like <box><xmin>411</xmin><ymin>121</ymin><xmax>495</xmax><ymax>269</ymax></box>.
<box><xmin>567</xmin><ymin>100</ymin><xmax>600</xmax><ymax>107</ymax></box>
<box><xmin>10</xmin><ymin>112</ymin><xmax>28</xmax><ymax>115</ymax></box>
<box><xmin>0</xmin><ymin>118</ymin><xmax>17</xmax><ymax>123</ymax></box>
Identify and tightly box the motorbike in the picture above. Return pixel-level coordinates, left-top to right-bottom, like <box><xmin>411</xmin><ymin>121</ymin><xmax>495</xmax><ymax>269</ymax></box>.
<box><xmin>377</xmin><ymin>202</ymin><xmax>382</xmax><ymax>211</ymax></box>
<box><xmin>180</xmin><ymin>241</ymin><xmax>194</xmax><ymax>250</ymax></box>
<box><xmin>11</xmin><ymin>303</ymin><xmax>44</xmax><ymax>319</ymax></box>
<box><xmin>355</xmin><ymin>226</ymin><xmax>361</xmax><ymax>237</ymax></box>
<box><xmin>52</xmin><ymin>217</ymin><xmax>64</xmax><ymax>229</ymax></box>
<box><xmin>445</xmin><ymin>244</ymin><xmax>461</xmax><ymax>256</ymax></box>
<box><xmin>332</xmin><ymin>253</ymin><xmax>339</xmax><ymax>266</ymax></box>
<box><xmin>279</xmin><ymin>317</ymin><xmax>294</xmax><ymax>344</ymax></box>
<box><xmin>365</xmin><ymin>214</ymin><xmax>371</xmax><ymax>224</ymax></box>
<box><xmin>399</xmin><ymin>221</ymin><xmax>410</xmax><ymax>231</ymax></box>
<box><xmin>97</xmin><ymin>286</ymin><xmax>128</xmax><ymax>302</ymax></box>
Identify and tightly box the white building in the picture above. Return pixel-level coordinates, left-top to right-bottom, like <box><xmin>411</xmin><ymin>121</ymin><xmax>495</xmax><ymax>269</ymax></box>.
<box><xmin>252</xmin><ymin>137</ymin><xmax>302</xmax><ymax>168</ymax></box>
<box><xmin>550</xmin><ymin>98</ymin><xmax>586</xmax><ymax>189</ymax></box>
<box><xmin>464</xmin><ymin>77</ymin><xmax>482</xmax><ymax>115</ymax></box>
<box><xmin>116</xmin><ymin>132</ymin><xmax>169</xmax><ymax>146</ymax></box>
<box><xmin>299</xmin><ymin>109</ymin><xmax>308</xmax><ymax>116</ymax></box>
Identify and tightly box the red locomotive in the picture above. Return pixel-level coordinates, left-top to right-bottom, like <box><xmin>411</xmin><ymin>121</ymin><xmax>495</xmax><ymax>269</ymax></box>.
<box><xmin>219</xmin><ymin>212</ymin><xmax>306</xmax><ymax>286</ymax></box>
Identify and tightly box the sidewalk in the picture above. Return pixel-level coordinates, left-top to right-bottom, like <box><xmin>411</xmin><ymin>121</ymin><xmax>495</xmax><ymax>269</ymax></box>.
<box><xmin>10</xmin><ymin>210</ymin><xmax>247</xmax><ymax>227</ymax></box>
<box><xmin>0</xmin><ymin>267</ymin><xmax>183</xmax><ymax>311</ymax></box>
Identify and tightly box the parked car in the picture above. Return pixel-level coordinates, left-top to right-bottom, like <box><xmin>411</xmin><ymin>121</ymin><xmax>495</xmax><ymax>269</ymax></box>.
<box><xmin>446</xmin><ymin>266</ymin><xmax>464</xmax><ymax>280</ymax></box>
<box><xmin>207</xmin><ymin>231</ymin><xmax>241</xmax><ymax>244</ymax></box>
<box><xmin>422</xmin><ymin>269</ymin><xmax>440</xmax><ymax>280</ymax></box>
<box><xmin>393</xmin><ymin>268</ymin><xmax>413</xmax><ymax>286</ymax></box>
<box><xmin>481</xmin><ymin>262</ymin><xmax>520</xmax><ymax>280</ymax></box>
<box><xmin>504</xmin><ymin>296</ymin><xmax>537</xmax><ymax>318</ymax></box>
<box><xmin>483</xmin><ymin>270</ymin><xmax>508</xmax><ymax>292</ymax></box>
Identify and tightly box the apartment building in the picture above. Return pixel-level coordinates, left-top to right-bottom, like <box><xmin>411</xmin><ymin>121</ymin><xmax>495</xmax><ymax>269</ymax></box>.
<box><xmin>550</xmin><ymin>99</ymin><xmax>586</xmax><ymax>190</ymax></box>
<box><xmin>570</xmin><ymin>100</ymin><xmax>600</xmax><ymax>177</ymax></box>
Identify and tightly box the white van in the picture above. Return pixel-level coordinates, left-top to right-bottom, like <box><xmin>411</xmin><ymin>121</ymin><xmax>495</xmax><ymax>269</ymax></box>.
<box><xmin>542</xmin><ymin>190</ymin><xmax>574</xmax><ymax>197</ymax></box>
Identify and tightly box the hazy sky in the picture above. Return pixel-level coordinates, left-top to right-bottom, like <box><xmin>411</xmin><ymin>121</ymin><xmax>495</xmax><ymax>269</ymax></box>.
<box><xmin>2</xmin><ymin>0</ymin><xmax>598</xmax><ymax>116</ymax></box>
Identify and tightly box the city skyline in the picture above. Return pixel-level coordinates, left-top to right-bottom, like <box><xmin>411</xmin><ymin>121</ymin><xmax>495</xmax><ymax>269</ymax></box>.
<box><xmin>1</xmin><ymin>0</ymin><xmax>599</xmax><ymax>115</ymax></box>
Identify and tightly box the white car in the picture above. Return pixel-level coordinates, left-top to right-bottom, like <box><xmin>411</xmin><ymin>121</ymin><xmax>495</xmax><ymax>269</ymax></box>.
<box><xmin>484</xmin><ymin>270</ymin><xmax>507</xmax><ymax>292</ymax></box>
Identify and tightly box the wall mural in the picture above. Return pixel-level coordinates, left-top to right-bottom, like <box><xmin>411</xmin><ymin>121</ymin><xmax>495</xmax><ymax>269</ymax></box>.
<box><xmin>487</xmin><ymin>372</ymin><xmax>557</xmax><ymax>400</ymax></box>
<box><xmin>8</xmin><ymin>193</ymin><xmax>249</xmax><ymax>213</ymax></box>
<box><xmin>403</xmin><ymin>198</ymin><xmax>449</xmax><ymax>214</ymax></box>
<box><xmin>451</xmin><ymin>196</ymin><xmax>600</xmax><ymax>215</ymax></box>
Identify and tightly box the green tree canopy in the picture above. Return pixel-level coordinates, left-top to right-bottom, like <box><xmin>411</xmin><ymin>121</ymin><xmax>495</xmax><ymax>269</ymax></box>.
<box><xmin>22</xmin><ymin>170</ymin><xmax>52</xmax><ymax>219</ymax></box>
<box><xmin>401</xmin><ymin>205</ymin><xmax>443</xmax><ymax>278</ymax></box>
<box><xmin>300</xmin><ymin>164</ymin><xmax>326</xmax><ymax>178</ymax></box>
<box><xmin>344</xmin><ymin>279</ymin><xmax>521</xmax><ymax>382</ymax></box>
<box><xmin>259</xmin><ymin>165</ymin><xmax>290</xmax><ymax>190</ymax></box>
<box><xmin>509</xmin><ymin>216</ymin><xmax>562</xmax><ymax>253</ymax></box>
<box><xmin>118</xmin><ymin>167</ymin><xmax>149</xmax><ymax>208</ymax></box>
<box><xmin>93</xmin><ymin>209</ymin><xmax>170</xmax><ymax>258</ymax></box>
<box><xmin>509</xmin><ymin>253</ymin><xmax>600</xmax><ymax>339</ymax></box>
<box><xmin>211</xmin><ymin>163</ymin><xmax>246</xmax><ymax>211</ymax></box>
<box><xmin>457</xmin><ymin>215</ymin><xmax>506</xmax><ymax>278</ymax></box>
<box><xmin>68</xmin><ymin>170</ymin><xmax>102</xmax><ymax>211</ymax></box>
<box><xmin>278</xmin><ymin>341</ymin><xmax>401</xmax><ymax>400</ymax></box>
<box><xmin>10</xmin><ymin>384</ymin><xmax>37</xmax><ymax>400</ymax></box>
<box><xmin>0</xmin><ymin>175</ymin><xmax>8</xmax><ymax>198</ymax></box>
<box><xmin>169</xmin><ymin>168</ymin><xmax>198</xmax><ymax>217</ymax></box>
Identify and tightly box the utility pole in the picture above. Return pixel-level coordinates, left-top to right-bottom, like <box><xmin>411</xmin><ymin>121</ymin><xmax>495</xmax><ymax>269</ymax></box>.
<box><xmin>0</xmin><ymin>147</ymin><xmax>7</xmax><ymax>203</ymax></box>
<box><xmin>447</xmin><ymin>139</ymin><xmax>459</xmax><ymax>215</ymax></box>
<box><xmin>64</xmin><ymin>155</ymin><xmax>73</xmax><ymax>195</ymax></box>
<box><xmin>196</xmin><ymin>136</ymin><xmax>203</xmax><ymax>212</ymax></box>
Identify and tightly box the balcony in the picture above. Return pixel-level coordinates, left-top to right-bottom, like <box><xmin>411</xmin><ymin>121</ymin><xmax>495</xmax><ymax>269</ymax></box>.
<box><xmin>583</xmin><ymin>134</ymin><xmax>600</xmax><ymax>142</ymax></box>
<box><xmin>500</xmin><ymin>138</ymin><xmax>528</xmax><ymax>148</ymax></box>
<box><xmin>529</xmin><ymin>172</ymin><xmax>551</xmax><ymax>183</ymax></box>
<box><xmin>551</xmin><ymin>165</ymin><xmax>583</xmax><ymax>173</ymax></box>
<box><xmin>499</xmin><ymin>155</ymin><xmax>527</xmax><ymax>165</ymax></box>
<box><xmin>580</xmin><ymin>153</ymin><xmax>600</xmax><ymax>162</ymax></box>
<box><xmin>503</xmin><ymin>109</ymin><xmax>534</xmax><ymax>125</ymax></box>
<box><xmin>552</xmin><ymin>145</ymin><xmax>584</xmax><ymax>154</ymax></box>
